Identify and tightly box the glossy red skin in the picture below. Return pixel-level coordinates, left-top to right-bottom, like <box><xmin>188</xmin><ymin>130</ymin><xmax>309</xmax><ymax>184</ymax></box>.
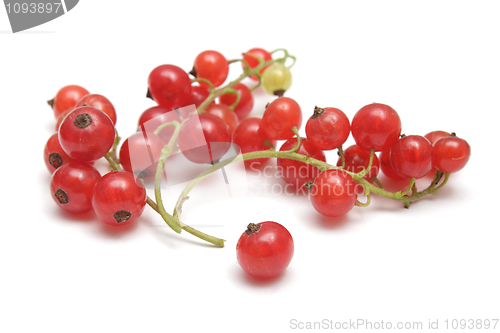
<box><xmin>425</xmin><ymin>130</ymin><xmax>451</xmax><ymax>145</ymax></box>
<box><xmin>55</xmin><ymin>108</ymin><xmax>73</xmax><ymax>131</ymax></box>
<box><xmin>119</xmin><ymin>132</ymin><xmax>165</xmax><ymax>181</ymax></box>
<box><xmin>336</xmin><ymin>145</ymin><xmax>380</xmax><ymax>180</ymax></box>
<box><xmin>232</xmin><ymin>118</ymin><xmax>277</xmax><ymax>169</ymax></box>
<box><xmin>310</xmin><ymin>169</ymin><xmax>358</xmax><ymax>217</ymax></box>
<box><xmin>75</xmin><ymin>94</ymin><xmax>117</xmax><ymax>125</ymax></box>
<box><xmin>236</xmin><ymin>221</ymin><xmax>294</xmax><ymax>279</ymax></box>
<box><xmin>184</xmin><ymin>85</ymin><xmax>215</xmax><ymax>116</ymax></box>
<box><xmin>219</xmin><ymin>83</ymin><xmax>254</xmax><ymax>120</ymax></box>
<box><xmin>148</xmin><ymin>65</ymin><xmax>191</xmax><ymax>109</ymax></box>
<box><xmin>92</xmin><ymin>171</ymin><xmax>147</xmax><ymax>226</ymax></box>
<box><xmin>432</xmin><ymin>136</ymin><xmax>471</xmax><ymax>173</ymax></box>
<box><xmin>351</xmin><ymin>103</ymin><xmax>402</xmax><ymax>152</ymax></box>
<box><xmin>305</xmin><ymin>107</ymin><xmax>350</xmax><ymax>151</ymax></box>
<box><xmin>242</xmin><ymin>48</ymin><xmax>273</xmax><ymax>81</ymax></box>
<box><xmin>137</xmin><ymin>106</ymin><xmax>181</xmax><ymax>143</ymax></box>
<box><xmin>193</xmin><ymin>50</ymin><xmax>229</xmax><ymax>88</ymax></box>
<box><xmin>390</xmin><ymin>135</ymin><xmax>432</xmax><ymax>179</ymax></box>
<box><xmin>178</xmin><ymin>113</ymin><xmax>231</xmax><ymax>164</ymax></box>
<box><xmin>380</xmin><ymin>149</ymin><xmax>406</xmax><ymax>180</ymax></box>
<box><xmin>50</xmin><ymin>85</ymin><xmax>89</xmax><ymax>119</ymax></box>
<box><xmin>278</xmin><ymin>137</ymin><xmax>326</xmax><ymax>190</ymax></box>
<box><xmin>261</xmin><ymin>97</ymin><xmax>302</xmax><ymax>140</ymax></box>
<box><xmin>206</xmin><ymin>104</ymin><xmax>239</xmax><ymax>136</ymax></box>
<box><xmin>44</xmin><ymin>133</ymin><xmax>75</xmax><ymax>174</ymax></box>
<box><xmin>58</xmin><ymin>106</ymin><xmax>115</xmax><ymax>161</ymax></box>
<box><xmin>424</xmin><ymin>130</ymin><xmax>451</xmax><ymax>177</ymax></box>
<box><xmin>50</xmin><ymin>161</ymin><xmax>101</xmax><ymax>213</ymax></box>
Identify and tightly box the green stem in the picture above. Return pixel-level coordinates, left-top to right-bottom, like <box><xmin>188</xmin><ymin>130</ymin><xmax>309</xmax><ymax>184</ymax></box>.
<box><xmin>196</xmin><ymin>54</ymin><xmax>292</xmax><ymax>114</ymax></box>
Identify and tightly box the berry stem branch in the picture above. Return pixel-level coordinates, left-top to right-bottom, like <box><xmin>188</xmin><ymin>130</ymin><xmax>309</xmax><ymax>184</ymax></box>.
<box><xmin>150</xmin><ymin>120</ymin><xmax>226</xmax><ymax>247</ymax></box>
<box><xmin>196</xmin><ymin>51</ymin><xmax>294</xmax><ymax>114</ymax></box>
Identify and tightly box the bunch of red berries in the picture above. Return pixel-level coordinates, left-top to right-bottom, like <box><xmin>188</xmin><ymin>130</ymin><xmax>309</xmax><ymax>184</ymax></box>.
<box><xmin>44</xmin><ymin>47</ymin><xmax>471</xmax><ymax>280</ymax></box>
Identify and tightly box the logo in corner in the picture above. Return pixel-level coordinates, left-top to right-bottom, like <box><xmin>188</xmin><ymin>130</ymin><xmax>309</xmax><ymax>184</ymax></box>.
<box><xmin>3</xmin><ymin>0</ymin><xmax>79</xmax><ymax>33</ymax></box>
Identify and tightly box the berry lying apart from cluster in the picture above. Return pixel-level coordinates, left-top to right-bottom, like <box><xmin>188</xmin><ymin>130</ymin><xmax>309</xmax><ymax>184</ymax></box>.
<box><xmin>44</xmin><ymin>47</ymin><xmax>471</xmax><ymax>280</ymax></box>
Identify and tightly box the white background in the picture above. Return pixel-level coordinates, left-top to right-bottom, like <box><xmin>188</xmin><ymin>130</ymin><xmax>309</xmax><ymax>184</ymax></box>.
<box><xmin>1</xmin><ymin>1</ymin><xmax>498</xmax><ymax>332</ymax></box>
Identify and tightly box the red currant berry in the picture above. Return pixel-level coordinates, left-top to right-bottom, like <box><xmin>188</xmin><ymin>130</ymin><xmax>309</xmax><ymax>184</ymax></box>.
<box><xmin>390</xmin><ymin>135</ymin><xmax>432</xmax><ymax>179</ymax></box>
<box><xmin>425</xmin><ymin>130</ymin><xmax>451</xmax><ymax>145</ymax></box>
<box><xmin>205</xmin><ymin>104</ymin><xmax>239</xmax><ymax>136</ymax></box>
<box><xmin>309</xmin><ymin>169</ymin><xmax>358</xmax><ymax>217</ymax></box>
<box><xmin>336</xmin><ymin>145</ymin><xmax>380</xmax><ymax>180</ymax></box>
<box><xmin>50</xmin><ymin>161</ymin><xmax>101</xmax><ymax>213</ymax></box>
<box><xmin>232</xmin><ymin>118</ymin><xmax>276</xmax><ymax>169</ymax></box>
<box><xmin>242</xmin><ymin>48</ymin><xmax>272</xmax><ymax>81</ymax></box>
<box><xmin>48</xmin><ymin>85</ymin><xmax>89</xmax><ymax>119</ymax></box>
<box><xmin>380</xmin><ymin>149</ymin><xmax>406</xmax><ymax>180</ymax></box>
<box><xmin>305</xmin><ymin>106</ymin><xmax>350</xmax><ymax>150</ymax></box>
<box><xmin>55</xmin><ymin>108</ymin><xmax>73</xmax><ymax>131</ymax></box>
<box><xmin>185</xmin><ymin>85</ymin><xmax>214</xmax><ymax>111</ymax></box>
<box><xmin>192</xmin><ymin>50</ymin><xmax>229</xmax><ymax>88</ymax></box>
<box><xmin>432</xmin><ymin>134</ymin><xmax>471</xmax><ymax>173</ymax></box>
<box><xmin>44</xmin><ymin>133</ymin><xmax>75</xmax><ymax>173</ymax></box>
<box><xmin>137</xmin><ymin>106</ymin><xmax>181</xmax><ymax>143</ymax></box>
<box><xmin>261</xmin><ymin>97</ymin><xmax>302</xmax><ymax>140</ymax></box>
<box><xmin>92</xmin><ymin>171</ymin><xmax>147</xmax><ymax>226</ymax></box>
<box><xmin>75</xmin><ymin>94</ymin><xmax>117</xmax><ymax>125</ymax></box>
<box><xmin>119</xmin><ymin>132</ymin><xmax>165</xmax><ymax>181</ymax></box>
<box><xmin>351</xmin><ymin>103</ymin><xmax>402</xmax><ymax>152</ymax></box>
<box><xmin>147</xmin><ymin>65</ymin><xmax>191</xmax><ymax>109</ymax></box>
<box><xmin>236</xmin><ymin>222</ymin><xmax>294</xmax><ymax>279</ymax></box>
<box><xmin>424</xmin><ymin>130</ymin><xmax>451</xmax><ymax>177</ymax></box>
<box><xmin>277</xmin><ymin>137</ymin><xmax>326</xmax><ymax>191</ymax></box>
<box><xmin>219</xmin><ymin>83</ymin><xmax>254</xmax><ymax>120</ymax></box>
<box><xmin>178</xmin><ymin>113</ymin><xmax>231</xmax><ymax>164</ymax></box>
<box><xmin>58</xmin><ymin>106</ymin><xmax>116</xmax><ymax>161</ymax></box>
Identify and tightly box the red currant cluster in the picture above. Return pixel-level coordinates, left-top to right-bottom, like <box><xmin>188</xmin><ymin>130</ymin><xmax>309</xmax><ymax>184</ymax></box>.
<box><xmin>44</xmin><ymin>47</ymin><xmax>471</xmax><ymax>280</ymax></box>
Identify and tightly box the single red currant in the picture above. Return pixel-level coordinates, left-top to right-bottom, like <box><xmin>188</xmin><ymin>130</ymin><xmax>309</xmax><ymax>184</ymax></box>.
<box><xmin>351</xmin><ymin>103</ymin><xmax>402</xmax><ymax>151</ymax></box>
<box><xmin>336</xmin><ymin>145</ymin><xmax>380</xmax><ymax>180</ymax></box>
<box><xmin>185</xmin><ymin>85</ymin><xmax>214</xmax><ymax>111</ymax></box>
<box><xmin>50</xmin><ymin>161</ymin><xmax>101</xmax><ymax>213</ymax></box>
<box><xmin>261</xmin><ymin>97</ymin><xmax>302</xmax><ymax>140</ymax></box>
<box><xmin>137</xmin><ymin>106</ymin><xmax>181</xmax><ymax>143</ymax></box>
<box><xmin>432</xmin><ymin>134</ymin><xmax>471</xmax><ymax>173</ymax></box>
<box><xmin>55</xmin><ymin>108</ymin><xmax>73</xmax><ymax>131</ymax></box>
<box><xmin>119</xmin><ymin>132</ymin><xmax>165</xmax><ymax>181</ymax></box>
<box><xmin>48</xmin><ymin>85</ymin><xmax>89</xmax><ymax>119</ymax></box>
<box><xmin>236</xmin><ymin>222</ymin><xmax>294</xmax><ymax>279</ymax></box>
<box><xmin>425</xmin><ymin>130</ymin><xmax>451</xmax><ymax>145</ymax></box>
<box><xmin>232</xmin><ymin>118</ymin><xmax>277</xmax><ymax>169</ymax></box>
<box><xmin>92</xmin><ymin>171</ymin><xmax>147</xmax><ymax>226</ymax></box>
<box><xmin>58</xmin><ymin>106</ymin><xmax>116</xmax><ymax>161</ymax></box>
<box><xmin>242</xmin><ymin>48</ymin><xmax>272</xmax><ymax>81</ymax></box>
<box><xmin>305</xmin><ymin>106</ymin><xmax>350</xmax><ymax>151</ymax></box>
<box><xmin>424</xmin><ymin>130</ymin><xmax>451</xmax><ymax>177</ymax></box>
<box><xmin>309</xmin><ymin>169</ymin><xmax>358</xmax><ymax>217</ymax></box>
<box><xmin>75</xmin><ymin>94</ymin><xmax>117</xmax><ymax>125</ymax></box>
<box><xmin>277</xmin><ymin>137</ymin><xmax>326</xmax><ymax>191</ymax></box>
<box><xmin>147</xmin><ymin>64</ymin><xmax>191</xmax><ymax>109</ymax></box>
<box><xmin>379</xmin><ymin>149</ymin><xmax>406</xmax><ymax>180</ymax></box>
<box><xmin>178</xmin><ymin>113</ymin><xmax>231</xmax><ymax>164</ymax></box>
<box><xmin>390</xmin><ymin>135</ymin><xmax>432</xmax><ymax>179</ymax></box>
<box><xmin>219</xmin><ymin>83</ymin><xmax>254</xmax><ymax>120</ymax></box>
<box><xmin>192</xmin><ymin>50</ymin><xmax>229</xmax><ymax>88</ymax></box>
<box><xmin>44</xmin><ymin>133</ymin><xmax>75</xmax><ymax>173</ymax></box>
<box><xmin>205</xmin><ymin>104</ymin><xmax>239</xmax><ymax>136</ymax></box>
